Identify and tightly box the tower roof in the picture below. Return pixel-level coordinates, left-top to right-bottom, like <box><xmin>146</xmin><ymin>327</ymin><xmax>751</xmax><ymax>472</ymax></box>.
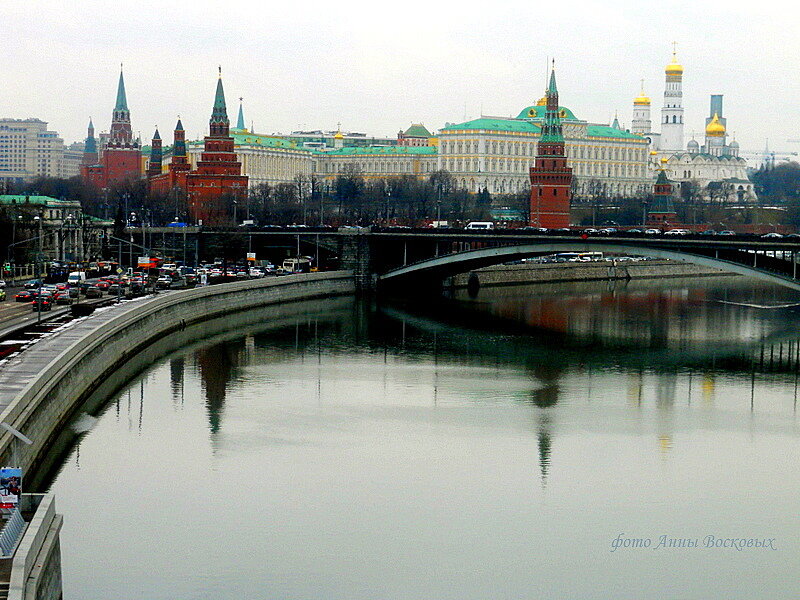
<box><xmin>540</xmin><ymin>65</ymin><xmax>564</xmax><ymax>144</ymax></box>
<box><xmin>175</xmin><ymin>118</ymin><xmax>184</xmax><ymax>131</ymax></box>
<box><xmin>236</xmin><ymin>98</ymin><xmax>245</xmax><ymax>130</ymax></box>
<box><xmin>634</xmin><ymin>80</ymin><xmax>650</xmax><ymax>106</ymax></box>
<box><xmin>211</xmin><ymin>68</ymin><xmax>228</xmax><ymax>124</ymax></box>
<box><xmin>152</xmin><ymin>128</ymin><xmax>161</xmax><ymax>140</ymax></box>
<box><xmin>665</xmin><ymin>45</ymin><xmax>683</xmax><ymax>76</ymax></box>
<box><xmin>115</xmin><ymin>68</ymin><xmax>129</xmax><ymax>111</ymax></box>
<box><xmin>548</xmin><ymin>66</ymin><xmax>558</xmax><ymax>94</ymax></box>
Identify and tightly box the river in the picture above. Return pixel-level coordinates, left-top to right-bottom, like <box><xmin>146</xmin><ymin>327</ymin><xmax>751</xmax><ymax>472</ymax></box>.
<box><xmin>44</xmin><ymin>275</ymin><xmax>800</xmax><ymax>599</ymax></box>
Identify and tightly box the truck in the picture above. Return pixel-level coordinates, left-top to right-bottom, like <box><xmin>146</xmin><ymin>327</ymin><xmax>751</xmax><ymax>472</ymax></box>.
<box><xmin>67</xmin><ymin>271</ymin><xmax>87</xmax><ymax>286</ymax></box>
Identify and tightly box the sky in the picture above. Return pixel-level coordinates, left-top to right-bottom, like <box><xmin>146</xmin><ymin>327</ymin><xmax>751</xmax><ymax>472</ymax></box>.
<box><xmin>3</xmin><ymin>0</ymin><xmax>799</xmax><ymax>161</ymax></box>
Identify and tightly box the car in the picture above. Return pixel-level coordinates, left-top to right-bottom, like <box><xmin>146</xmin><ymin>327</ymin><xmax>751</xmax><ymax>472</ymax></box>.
<box><xmin>155</xmin><ymin>276</ymin><xmax>173</xmax><ymax>289</ymax></box>
<box><xmin>665</xmin><ymin>229</ymin><xmax>690</xmax><ymax>236</ymax></box>
<box><xmin>626</xmin><ymin>229</ymin><xmax>643</xmax><ymax>234</ymax></box>
<box><xmin>55</xmin><ymin>282</ymin><xmax>69</xmax><ymax>291</ymax></box>
<box><xmin>54</xmin><ymin>292</ymin><xmax>73</xmax><ymax>305</ymax></box>
<box><xmin>700</xmin><ymin>230</ymin><xmax>717</xmax><ymax>236</ymax></box>
<box><xmin>786</xmin><ymin>233</ymin><xmax>800</xmax><ymax>239</ymax></box>
<box><xmin>0</xmin><ymin>279</ymin><xmax>5</xmax><ymax>289</ymax></box>
<box><xmin>644</xmin><ymin>228</ymin><xmax>661</xmax><ymax>235</ymax></box>
<box><xmin>599</xmin><ymin>228</ymin><xmax>617</xmax><ymax>235</ymax></box>
<box><xmin>582</xmin><ymin>228</ymin><xmax>599</xmax><ymax>234</ymax></box>
<box><xmin>15</xmin><ymin>290</ymin><xmax>34</xmax><ymax>302</ymax></box>
<box><xmin>84</xmin><ymin>286</ymin><xmax>102</xmax><ymax>298</ymax></box>
<box><xmin>30</xmin><ymin>297</ymin><xmax>53</xmax><ymax>311</ymax></box>
<box><xmin>0</xmin><ymin>289</ymin><xmax>5</xmax><ymax>301</ymax></box>
<box><xmin>761</xmin><ymin>232</ymin><xmax>784</xmax><ymax>238</ymax></box>
<box><xmin>718</xmin><ymin>230</ymin><xmax>735</xmax><ymax>236</ymax></box>
<box><xmin>24</xmin><ymin>279</ymin><xmax>42</xmax><ymax>289</ymax></box>
<box><xmin>95</xmin><ymin>281</ymin><xmax>110</xmax><ymax>290</ymax></box>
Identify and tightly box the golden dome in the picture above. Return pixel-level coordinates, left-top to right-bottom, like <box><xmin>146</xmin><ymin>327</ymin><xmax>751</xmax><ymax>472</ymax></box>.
<box><xmin>634</xmin><ymin>80</ymin><xmax>650</xmax><ymax>105</ymax></box>
<box><xmin>665</xmin><ymin>52</ymin><xmax>683</xmax><ymax>76</ymax></box>
<box><xmin>660</xmin><ymin>156</ymin><xmax>669</xmax><ymax>164</ymax></box>
<box><xmin>333</xmin><ymin>130</ymin><xmax>344</xmax><ymax>140</ymax></box>
<box><xmin>536</xmin><ymin>94</ymin><xmax>547</xmax><ymax>106</ymax></box>
<box><xmin>650</xmin><ymin>150</ymin><xmax>659</xmax><ymax>156</ymax></box>
<box><xmin>705</xmin><ymin>113</ymin><xmax>725</xmax><ymax>137</ymax></box>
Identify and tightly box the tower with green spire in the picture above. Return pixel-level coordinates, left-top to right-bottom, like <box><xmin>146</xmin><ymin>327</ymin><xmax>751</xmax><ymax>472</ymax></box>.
<box><xmin>147</xmin><ymin>128</ymin><xmax>162</xmax><ymax>179</ymax></box>
<box><xmin>109</xmin><ymin>65</ymin><xmax>136</xmax><ymax>147</ymax></box>
<box><xmin>186</xmin><ymin>68</ymin><xmax>248</xmax><ymax>226</ymax></box>
<box><xmin>209</xmin><ymin>67</ymin><xmax>230</xmax><ymax>137</ymax></box>
<box><xmin>236</xmin><ymin>98</ymin><xmax>246</xmax><ymax>131</ymax></box>
<box><xmin>529</xmin><ymin>62</ymin><xmax>573</xmax><ymax>228</ymax></box>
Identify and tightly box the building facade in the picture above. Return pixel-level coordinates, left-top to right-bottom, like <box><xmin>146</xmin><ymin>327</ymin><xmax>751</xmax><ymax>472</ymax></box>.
<box><xmin>0</xmin><ymin>119</ymin><xmax>65</xmax><ymax>185</ymax></box>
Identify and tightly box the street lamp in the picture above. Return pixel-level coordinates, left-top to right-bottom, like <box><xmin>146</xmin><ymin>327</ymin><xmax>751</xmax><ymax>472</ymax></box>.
<box><xmin>33</xmin><ymin>215</ymin><xmax>42</xmax><ymax>324</ymax></box>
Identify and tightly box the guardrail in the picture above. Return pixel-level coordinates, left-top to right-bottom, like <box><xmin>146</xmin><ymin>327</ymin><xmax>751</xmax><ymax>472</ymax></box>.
<box><xmin>0</xmin><ymin>510</ymin><xmax>25</xmax><ymax>557</ymax></box>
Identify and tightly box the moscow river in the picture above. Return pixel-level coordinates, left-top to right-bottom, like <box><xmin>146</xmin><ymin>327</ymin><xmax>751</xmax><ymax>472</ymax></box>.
<box><xmin>44</xmin><ymin>275</ymin><xmax>800</xmax><ymax>599</ymax></box>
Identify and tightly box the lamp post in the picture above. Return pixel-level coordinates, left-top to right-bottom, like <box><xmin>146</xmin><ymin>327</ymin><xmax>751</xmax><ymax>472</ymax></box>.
<box><xmin>34</xmin><ymin>215</ymin><xmax>42</xmax><ymax>324</ymax></box>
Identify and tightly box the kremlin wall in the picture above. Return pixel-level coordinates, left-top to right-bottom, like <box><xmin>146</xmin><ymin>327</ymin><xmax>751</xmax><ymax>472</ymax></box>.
<box><xmin>73</xmin><ymin>50</ymin><xmax>757</xmax><ymax>226</ymax></box>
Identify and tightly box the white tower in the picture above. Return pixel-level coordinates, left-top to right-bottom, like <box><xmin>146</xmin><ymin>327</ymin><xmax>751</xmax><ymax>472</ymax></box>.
<box><xmin>660</xmin><ymin>45</ymin><xmax>684</xmax><ymax>152</ymax></box>
<box><xmin>631</xmin><ymin>80</ymin><xmax>652</xmax><ymax>135</ymax></box>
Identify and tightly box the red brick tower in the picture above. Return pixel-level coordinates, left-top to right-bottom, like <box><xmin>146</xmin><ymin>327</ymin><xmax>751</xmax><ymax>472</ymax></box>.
<box><xmin>100</xmin><ymin>67</ymin><xmax>142</xmax><ymax>186</ymax></box>
<box><xmin>186</xmin><ymin>69</ymin><xmax>248</xmax><ymax>226</ymax></box>
<box><xmin>146</xmin><ymin>128</ymin><xmax>162</xmax><ymax>179</ymax></box>
<box><xmin>149</xmin><ymin>119</ymin><xmax>192</xmax><ymax>196</ymax></box>
<box><xmin>529</xmin><ymin>64</ymin><xmax>573</xmax><ymax>228</ymax></box>
<box><xmin>80</xmin><ymin>118</ymin><xmax>103</xmax><ymax>186</ymax></box>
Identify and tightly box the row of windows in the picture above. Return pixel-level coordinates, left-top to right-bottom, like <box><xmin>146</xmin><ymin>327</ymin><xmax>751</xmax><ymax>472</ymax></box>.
<box><xmin>441</xmin><ymin>138</ymin><xmax>647</xmax><ymax>162</ymax></box>
<box><xmin>442</xmin><ymin>157</ymin><xmax>648</xmax><ymax>179</ymax></box>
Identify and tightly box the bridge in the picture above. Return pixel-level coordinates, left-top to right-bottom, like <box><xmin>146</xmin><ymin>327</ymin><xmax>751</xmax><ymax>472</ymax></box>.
<box><xmin>128</xmin><ymin>226</ymin><xmax>800</xmax><ymax>292</ymax></box>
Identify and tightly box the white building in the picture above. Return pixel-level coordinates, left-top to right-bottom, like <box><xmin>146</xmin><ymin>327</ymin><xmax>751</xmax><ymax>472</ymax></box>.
<box><xmin>0</xmin><ymin>118</ymin><xmax>65</xmax><ymax>185</ymax></box>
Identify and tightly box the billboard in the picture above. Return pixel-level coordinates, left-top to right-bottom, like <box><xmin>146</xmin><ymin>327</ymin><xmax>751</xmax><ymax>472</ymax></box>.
<box><xmin>0</xmin><ymin>468</ymin><xmax>22</xmax><ymax>509</ymax></box>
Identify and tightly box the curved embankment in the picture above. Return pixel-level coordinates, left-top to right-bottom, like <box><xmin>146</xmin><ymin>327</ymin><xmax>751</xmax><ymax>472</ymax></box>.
<box><xmin>0</xmin><ymin>271</ymin><xmax>354</xmax><ymax>475</ymax></box>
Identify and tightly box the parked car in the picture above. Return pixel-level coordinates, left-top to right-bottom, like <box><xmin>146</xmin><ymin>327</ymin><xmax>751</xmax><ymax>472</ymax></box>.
<box><xmin>665</xmin><ymin>229</ymin><xmax>690</xmax><ymax>236</ymax></box>
<box><xmin>644</xmin><ymin>228</ymin><xmax>661</xmax><ymax>235</ymax></box>
<box><xmin>761</xmin><ymin>232</ymin><xmax>784</xmax><ymax>238</ymax></box>
<box><xmin>718</xmin><ymin>230</ymin><xmax>736</xmax><ymax>236</ymax></box>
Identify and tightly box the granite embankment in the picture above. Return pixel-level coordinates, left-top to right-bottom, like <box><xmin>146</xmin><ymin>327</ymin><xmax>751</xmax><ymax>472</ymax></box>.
<box><xmin>448</xmin><ymin>259</ymin><xmax>733</xmax><ymax>288</ymax></box>
<box><xmin>0</xmin><ymin>272</ymin><xmax>355</xmax><ymax>475</ymax></box>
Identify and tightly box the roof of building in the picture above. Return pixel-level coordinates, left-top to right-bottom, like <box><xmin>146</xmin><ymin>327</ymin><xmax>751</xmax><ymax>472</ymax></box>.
<box><xmin>0</xmin><ymin>195</ymin><xmax>80</xmax><ymax>207</ymax></box>
<box><xmin>403</xmin><ymin>124</ymin><xmax>432</xmax><ymax>138</ymax></box>
<box><xmin>669</xmin><ymin>152</ymin><xmax>745</xmax><ymax>162</ymax></box>
<box><xmin>228</xmin><ymin>132</ymin><xmax>314</xmax><ymax>152</ymax></box>
<box><xmin>324</xmin><ymin>146</ymin><xmax>437</xmax><ymax>156</ymax></box>
<box><xmin>115</xmin><ymin>69</ymin><xmax>128</xmax><ymax>112</ymax></box>
<box><xmin>586</xmin><ymin>125</ymin><xmax>643</xmax><ymax>140</ymax></box>
<box><xmin>441</xmin><ymin>118</ymin><xmax>541</xmax><ymax>133</ymax></box>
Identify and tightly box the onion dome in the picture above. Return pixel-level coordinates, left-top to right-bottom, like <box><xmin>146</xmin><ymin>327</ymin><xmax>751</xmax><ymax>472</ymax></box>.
<box><xmin>687</xmin><ymin>138</ymin><xmax>699</xmax><ymax>151</ymax></box>
<box><xmin>634</xmin><ymin>81</ymin><xmax>650</xmax><ymax>106</ymax></box>
<box><xmin>650</xmin><ymin>150</ymin><xmax>659</xmax><ymax>156</ymax></box>
<box><xmin>729</xmin><ymin>139</ymin><xmax>739</xmax><ymax>148</ymax></box>
<box><xmin>665</xmin><ymin>52</ymin><xmax>683</xmax><ymax>76</ymax></box>
<box><xmin>334</xmin><ymin>130</ymin><xmax>344</xmax><ymax>140</ymax></box>
<box><xmin>705</xmin><ymin>113</ymin><xmax>726</xmax><ymax>137</ymax></box>
<box><xmin>536</xmin><ymin>94</ymin><xmax>547</xmax><ymax>107</ymax></box>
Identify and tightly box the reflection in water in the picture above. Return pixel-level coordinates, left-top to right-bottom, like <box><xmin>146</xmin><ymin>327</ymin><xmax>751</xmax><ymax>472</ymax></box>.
<box><xmin>45</xmin><ymin>276</ymin><xmax>800</xmax><ymax>600</ymax></box>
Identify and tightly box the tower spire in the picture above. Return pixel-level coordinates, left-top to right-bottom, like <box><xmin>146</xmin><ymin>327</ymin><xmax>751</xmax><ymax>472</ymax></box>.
<box><xmin>115</xmin><ymin>66</ymin><xmax>128</xmax><ymax>111</ymax></box>
<box><xmin>209</xmin><ymin>69</ymin><xmax>230</xmax><ymax>136</ymax></box>
<box><xmin>236</xmin><ymin>97</ymin><xmax>245</xmax><ymax>130</ymax></box>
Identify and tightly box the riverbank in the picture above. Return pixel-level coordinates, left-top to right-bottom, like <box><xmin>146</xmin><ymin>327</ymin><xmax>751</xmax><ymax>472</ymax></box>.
<box><xmin>447</xmin><ymin>259</ymin><xmax>733</xmax><ymax>288</ymax></box>
<box><xmin>0</xmin><ymin>272</ymin><xmax>355</xmax><ymax>477</ymax></box>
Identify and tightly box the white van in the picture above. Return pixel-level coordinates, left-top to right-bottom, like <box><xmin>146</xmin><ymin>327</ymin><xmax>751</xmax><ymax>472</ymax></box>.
<box><xmin>465</xmin><ymin>221</ymin><xmax>494</xmax><ymax>230</ymax></box>
<box><xmin>67</xmin><ymin>271</ymin><xmax>86</xmax><ymax>285</ymax></box>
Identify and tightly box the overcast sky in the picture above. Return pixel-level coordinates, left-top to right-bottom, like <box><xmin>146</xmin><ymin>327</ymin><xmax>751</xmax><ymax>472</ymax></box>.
<box><xmin>4</xmin><ymin>0</ymin><xmax>799</xmax><ymax>162</ymax></box>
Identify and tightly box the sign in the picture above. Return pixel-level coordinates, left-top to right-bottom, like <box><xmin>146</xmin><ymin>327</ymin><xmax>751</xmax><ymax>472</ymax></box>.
<box><xmin>116</xmin><ymin>267</ymin><xmax>124</xmax><ymax>274</ymax></box>
<box><xmin>246</xmin><ymin>253</ymin><xmax>256</xmax><ymax>262</ymax></box>
<box><xmin>137</xmin><ymin>256</ymin><xmax>151</xmax><ymax>268</ymax></box>
<box><xmin>0</xmin><ymin>468</ymin><xmax>21</xmax><ymax>509</ymax></box>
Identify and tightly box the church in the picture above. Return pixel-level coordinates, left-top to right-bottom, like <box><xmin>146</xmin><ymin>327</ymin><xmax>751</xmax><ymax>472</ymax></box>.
<box><xmin>631</xmin><ymin>49</ymin><xmax>755</xmax><ymax>202</ymax></box>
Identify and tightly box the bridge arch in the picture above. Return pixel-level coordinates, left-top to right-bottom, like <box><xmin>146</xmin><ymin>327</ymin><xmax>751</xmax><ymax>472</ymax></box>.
<box><xmin>379</xmin><ymin>242</ymin><xmax>800</xmax><ymax>292</ymax></box>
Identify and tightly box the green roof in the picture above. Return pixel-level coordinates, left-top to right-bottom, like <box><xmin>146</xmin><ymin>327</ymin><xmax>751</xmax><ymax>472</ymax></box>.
<box><xmin>517</xmin><ymin>105</ymin><xmax>578</xmax><ymax>121</ymax></box>
<box><xmin>324</xmin><ymin>146</ymin><xmax>437</xmax><ymax>156</ymax></box>
<box><xmin>441</xmin><ymin>118</ymin><xmax>540</xmax><ymax>133</ymax></box>
<box><xmin>0</xmin><ymin>195</ymin><xmax>77</xmax><ymax>206</ymax></box>
<box><xmin>586</xmin><ymin>125</ymin><xmax>644</xmax><ymax>140</ymax></box>
<box><xmin>229</xmin><ymin>133</ymin><xmax>315</xmax><ymax>153</ymax></box>
<box><xmin>403</xmin><ymin>124</ymin><xmax>432</xmax><ymax>138</ymax></box>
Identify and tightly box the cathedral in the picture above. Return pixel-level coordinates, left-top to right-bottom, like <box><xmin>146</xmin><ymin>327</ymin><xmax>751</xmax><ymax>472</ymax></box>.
<box><xmin>631</xmin><ymin>49</ymin><xmax>755</xmax><ymax>202</ymax></box>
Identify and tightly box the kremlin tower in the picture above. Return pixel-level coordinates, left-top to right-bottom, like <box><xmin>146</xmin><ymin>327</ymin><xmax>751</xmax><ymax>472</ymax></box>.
<box><xmin>185</xmin><ymin>69</ymin><xmax>248</xmax><ymax>226</ymax></box>
<box><xmin>82</xmin><ymin>67</ymin><xmax>142</xmax><ymax>189</ymax></box>
<box><xmin>529</xmin><ymin>64</ymin><xmax>573</xmax><ymax>229</ymax></box>
<box><xmin>147</xmin><ymin>128</ymin><xmax>162</xmax><ymax>179</ymax></box>
<box><xmin>149</xmin><ymin>119</ymin><xmax>192</xmax><ymax>197</ymax></box>
<box><xmin>660</xmin><ymin>47</ymin><xmax>684</xmax><ymax>152</ymax></box>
